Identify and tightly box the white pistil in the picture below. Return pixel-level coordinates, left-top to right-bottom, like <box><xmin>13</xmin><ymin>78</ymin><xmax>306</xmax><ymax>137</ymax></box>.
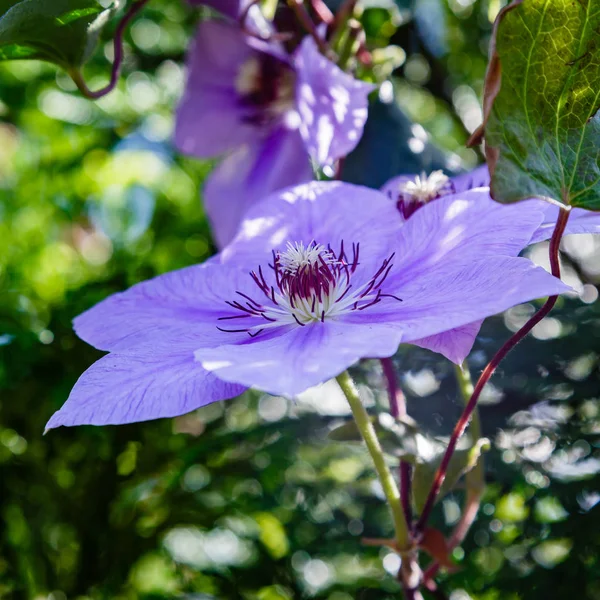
<box><xmin>399</xmin><ymin>170</ymin><xmax>449</xmax><ymax>203</ymax></box>
<box><xmin>278</xmin><ymin>241</ymin><xmax>336</xmax><ymax>275</ymax></box>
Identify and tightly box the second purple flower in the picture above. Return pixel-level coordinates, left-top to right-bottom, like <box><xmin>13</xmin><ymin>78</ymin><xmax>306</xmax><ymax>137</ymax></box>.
<box><xmin>175</xmin><ymin>18</ymin><xmax>374</xmax><ymax>247</ymax></box>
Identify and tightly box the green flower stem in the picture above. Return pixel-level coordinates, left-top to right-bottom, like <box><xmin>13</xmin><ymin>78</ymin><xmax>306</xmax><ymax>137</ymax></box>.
<box><xmin>336</xmin><ymin>371</ymin><xmax>410</xmax><ymax>553</ymax></box>
<box><xmin>336</xmin><ymin>19</ymin><xmax>362</xmax><ymax>70</ymax></box>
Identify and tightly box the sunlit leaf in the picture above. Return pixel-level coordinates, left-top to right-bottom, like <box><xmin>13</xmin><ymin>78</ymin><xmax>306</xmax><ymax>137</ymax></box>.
<box><xmin>532</xmin><ymin>538</ymin><xmax>573</xmax><ymax>569</ymax></box>
<box><xmin>495</xmin><ymin>491</ymin><xmax>529</xmax><ymax>523</ymax></box>
<box><xmin>0</xmin><ymin>0</ymin><xmax>119</xmax><ymax>68</ymax></box>
<box><xmin>534</xmin><ymin>496</ymin><xmax>569</xmax><ymax>524</ymax></box>
<box><xmin>480</xmin><ymin>0</ymin><xmax>600</xmax><ymax>210</ymax></box>
<box><xmin>254</xmin><ymin>513</ymin><xmax>290</xmax><ymax>560</ymax></box>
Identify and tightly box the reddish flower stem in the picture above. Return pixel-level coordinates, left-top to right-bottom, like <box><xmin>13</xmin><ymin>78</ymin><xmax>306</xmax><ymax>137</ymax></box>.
<box><xmin>71</xmin><ymin>0</ymin><xmax>150</xmax><ymax>100</ymax></box>
<box><xmin>381</xmin><ymin>358</ymin><xmax>407</xmax><ymax>419</ymax></box>
<box><xmin>287</xmin><ymin>0</ymin><xmax>330</xmax><ymax>54</ymax></box>
<box><xmin>401</xmin><ymin>554</ymin><xmax>425</xmax><ymax>600</ymax></box>
<box><xmin>414</xmin><ymin>205</ymin><xmax>571</xmax><ymax>536</ymax></box>
<box><xmin>422</xmin><ymin>362</ymin><xmax>484</xmax><ymax>584</ymax></box>
<box><xmin>380</xmin><ymin>358</ymin><xmax>414</xmax><ymax>535</ymax></box>
<box><xmin>311</xmin><ymin>0</ymin><xmax>334</xmax><ymax>23</ymax></box>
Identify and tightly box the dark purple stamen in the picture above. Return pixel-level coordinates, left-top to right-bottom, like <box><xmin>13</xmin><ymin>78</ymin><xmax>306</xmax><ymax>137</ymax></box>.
<box><xmin>217</xmin><ymin>240</ymin><xmax>403</xmax><ymax>336</ymax></box>
<box><xmin>240</xmin><ymin>54</ymin><xmax>292</xmax><ymax>127</ymax></box>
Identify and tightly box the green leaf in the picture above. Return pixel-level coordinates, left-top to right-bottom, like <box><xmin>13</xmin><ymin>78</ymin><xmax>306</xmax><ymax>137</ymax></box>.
<box><xmin>0</xmin><ymin>0</ymin><xmax>119</xmax><ymax>69</ymax></box>
<box><xmin>328</xmin><ymin>413</ymin><xmax>426</xmax><ymax>462</ymax></box>
<box><xmin>482</xmin><ymin>0</ymin><xmax>600</xmax><ymax>209</ymax></box>
<box><xmin>412</xmin><ymin>438</ymin><xmax>490</xmax><ymax>514</ymax></box>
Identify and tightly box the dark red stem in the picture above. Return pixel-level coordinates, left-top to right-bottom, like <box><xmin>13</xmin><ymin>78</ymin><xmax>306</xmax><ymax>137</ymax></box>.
<box><xmin>311</xmin><ymin>0</ymin><xmax>334</xmax><ymax>23</ymax></box>
<box><xmin>381</xmin><ymin>358</ymin><xmax>406</xmax><ymax>419</ymax></box>
<box><xmin>414</xmin><ymin>205</ymin><xmax>571</xmax><ymax>535</ymax></box>
<box><xmin>380</xmin><ymin>358</ymin><xmax>413</xmax><ymax>528</ymax></box>
<box><xmin>287</xmin><ymin>0</ymin><xmax>329</xmax><ymax>54</ymax></box>
<box><xmin>72</xmin><ymin>0</ymin><xmax>150</xmax><ymax>100</ymax></box>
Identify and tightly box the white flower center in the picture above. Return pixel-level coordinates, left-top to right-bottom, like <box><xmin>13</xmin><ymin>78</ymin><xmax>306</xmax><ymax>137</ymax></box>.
<box><xmin>277</xmin><ymin>241</ymin><xmax>337</xmax><ymax>275</ymax></box>
<box><xmin>399</xmin><ymin>170</ymin><xmax>449</xmax><ymax>204</ymax></box>
<box><xmin>218</xmin><ymin>240</ymin><xmax>402</xmax><ymax>335</ymax></box>
<box><xmin>235</xmin><ymin>57</ymin><xmax>262</xmax><ymax>95</ymax></box>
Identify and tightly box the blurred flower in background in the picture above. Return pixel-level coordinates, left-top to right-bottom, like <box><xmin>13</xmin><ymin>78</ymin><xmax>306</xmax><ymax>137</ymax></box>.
<box><xmin>175</xmin><ymin>11</ymin><xmax>374</xmax><ymax>246</ymax></box>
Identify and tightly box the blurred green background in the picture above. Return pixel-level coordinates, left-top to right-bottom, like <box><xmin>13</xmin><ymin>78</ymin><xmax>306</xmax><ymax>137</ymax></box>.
<box><xmin>1</xmin><ymin>0</ymin><xmax>599</xmax><ymax>598</ymax></box>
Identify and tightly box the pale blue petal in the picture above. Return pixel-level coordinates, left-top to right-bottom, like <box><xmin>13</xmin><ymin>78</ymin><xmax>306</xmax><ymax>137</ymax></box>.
<box><xmin>46</xmin><ymin>346</ymin><xmax>245</xmax><ymax>429</ymax></box>
<box><xmin>196</xmin><ymin>320</ymin><xmax>403</xmax><ymax>397</ymax></box>
<box><xmin>294</xmin><ymin>36</ymin><xmax>375</xmax><ymax>165</ymax></box>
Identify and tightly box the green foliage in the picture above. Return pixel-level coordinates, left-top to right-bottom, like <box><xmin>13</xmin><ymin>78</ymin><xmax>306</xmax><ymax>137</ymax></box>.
<box><xmin>0</xmin><ymin>0</ymin><xmax>118</xmax><ymax>69</ymax></box>
<box><xmin>0</xmin><ymin>1</ymin><xmax>599</xmax><ymax>599</ymax></box>
<box><xmin>412</xmin><ymin>438</ymin><xmax>490</xmax><ymax>513</ymax></box>
<box><xmin>485</xmin><ymin>0</ymin><xmax>600</xmax><ymax>209</ymax></box>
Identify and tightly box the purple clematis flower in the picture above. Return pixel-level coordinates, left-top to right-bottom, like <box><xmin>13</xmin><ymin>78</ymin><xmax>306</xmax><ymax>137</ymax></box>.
<box><xmin>175</xmin><ymin>20</ymin><xmax>374</xmax><ymax>247</ymax></box>
<box><xmin>380</xmin><ymin>164</ymin><xmax>600</xmax><ymax>362</ymax></box>
<box><xmin>382</xmin><ymin>164</ymin><xmax>600</xmax><ymax>243</ymax></box>
<box><xmin>46</xmin><ymin>181</ymin><xmax>568</xmax><ymax>429</ymax></box>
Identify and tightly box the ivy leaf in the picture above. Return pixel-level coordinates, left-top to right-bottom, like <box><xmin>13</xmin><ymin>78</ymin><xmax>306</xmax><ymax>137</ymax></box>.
<box><xmin>477</xmin><ymin>0</ymin><xmax>600</xmax><ymax>210</ymax></box>
<box><xmin>412</xmin><ymin>438</ymin><xmax>490</xmax><ymax>514</ymax></box>
<box><xmin>0</xmin><ymin>0</ymin><xmax>119</xmax><ymax>69</ymax></box>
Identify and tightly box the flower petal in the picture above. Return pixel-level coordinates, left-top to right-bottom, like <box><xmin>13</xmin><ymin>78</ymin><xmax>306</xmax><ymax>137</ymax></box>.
<box><xmin>450</xmin><ymin>164</ymin><xmax>490</xmax><ymax>192</ymax></box>
<box><xmin>294</xmin><ymin>36</ymin><xmax>375</xmax><ymax>165</ymax></box>
<box><xmin>529</xmin><ymin>203</ymin><xmax>600</xmax><ymax>244</ymax></box>
<box><xmin>195</xmin><ymin>320</ymin><xmax>403</xmax><ymax>397</ymax></box>
<box><xmin>348</xmin><ymin>256</ymin><xmax>570</xmax><ymax>354</ymax></box>
<box><xmin>204</xmin><ymin>126</ymin><xmax>313</xmax><ymax>248</ymax></box>
<box><xmin>73</xmin><ymin>263</ymin><xmax>253</xmax><ymax>353</ymax></box>
<box><xmin>410</xmin><ymin>321</ymin><xmax>484</xmax><ymax>364</ymax></box>
<box><xmin>45</xmin><ymin>346</ymin><xmax>245</xmax><ymax>429</ymax></box>
<box><xmin>377</xmin><ymin>184</ymin><xmax>545</xmax><ymax>259</ymax></box>
<box><xmin>220</xmin><ymin>180</ymin><xmax>403</xmax><ymax>268</ymax></box>
<box><xmin>386</xmin><ymin>190</ymin><xmax>546</xmax><ymax>277</ymax></box>
<box><xmin>174</xmin><ymin>20</ymin><xmax>264</xmax><ymax>158</ymax></box>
